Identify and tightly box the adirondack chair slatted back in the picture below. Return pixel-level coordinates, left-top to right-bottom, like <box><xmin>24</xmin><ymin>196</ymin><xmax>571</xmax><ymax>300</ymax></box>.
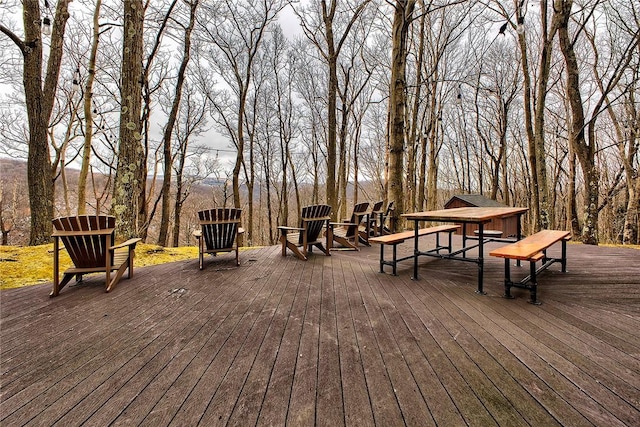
<box><xmin>371</xmin><ymin>200</ymin><xmax>384</xmax><ymax>215</ymax></box>
<box><xmin>298</xmin><ymin>204</ymin><xmax>332</xmax><ymax>245</ymax></box>
<box><xmin>369</xmin><ymin>200</ymin><xmax>385</xmax><ymax>236</ymax></box>
<box><xmin>385</xmin><ymin>201</ymin><xmax>395</xmax><ymax>232</ymax></box>
<box><xmin>52</xmin><ymin>215</ymin><xmax>116</xmax><ymax>268</ymax></box>
<box><xmin>198</xmin><ymin>208</ymin><xmax>242</xmax><ymax>250</ymax></box>
<box><xmin>345</xmin><ymin>202</ymin><xmax>370</xmax><ymax>237</ymax></box>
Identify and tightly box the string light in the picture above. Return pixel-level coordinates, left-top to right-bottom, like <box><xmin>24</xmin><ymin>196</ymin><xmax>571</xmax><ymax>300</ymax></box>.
<box><xmin>72</xmin><ymin>68</ymin><xmax>81</xmax><ymax>93</ymax></box>
<box><xmin>42</xmin><ymin>17</ymin><xmax>52</xmax><ymax>35</ymax></box>
<box><xmin>516</xmin><ymin>16</ymin><xmax>525</xmax><ymax>35</ymax></box>
<box><xmin>42</xmin><ymin>0</ymin><xmax>52</xmax><ymax>36</ymax></box>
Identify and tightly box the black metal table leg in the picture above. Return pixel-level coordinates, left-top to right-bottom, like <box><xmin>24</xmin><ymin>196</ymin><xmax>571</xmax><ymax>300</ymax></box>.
<box><xmin>529</xmin><ymin>259</ymin><xmax>541</xmax><ymax>305</ymax></box>
<box><xmin>412</xmin><ymin>220</ymin><xmax>419</xmax><ymax>280</ymax></box>
<box><xmin>476</xmin><ymin>223</ymin><xmax>486</xmax><ymax>294</ymax></box>
<box><xmin>504</xmin><ymin>258</ymin><xmax>513</xmax><ymax>298</ymax></box>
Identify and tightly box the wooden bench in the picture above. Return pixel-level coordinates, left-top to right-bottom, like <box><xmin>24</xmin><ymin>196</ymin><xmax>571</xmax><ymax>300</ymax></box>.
<box><xmin>369</xmin><ymin>225</ymin><xmax>460</xmax><ymax>275</ymax></box>
<box><xmin>489</xmin><ymin>229</ymin><xmax>571</xmax><ymax>304</ymax></box>
<box><xmin>473</xmin><ymin>229</ymin><xmax>503</xmax><ymax>238</ymax></box>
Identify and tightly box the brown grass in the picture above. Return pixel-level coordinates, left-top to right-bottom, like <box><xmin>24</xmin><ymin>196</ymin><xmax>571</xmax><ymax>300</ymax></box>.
<box><xmin>0</xmin><ymin>243</ymin><xmax>201</xmax><ymax>290</ymax></box>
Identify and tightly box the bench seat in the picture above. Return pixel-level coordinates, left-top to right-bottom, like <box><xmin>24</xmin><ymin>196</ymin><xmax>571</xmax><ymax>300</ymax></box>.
<box><xmin>370</xmin><ymin>225</ymin><xmax>459</xmax><ymax>275</ymax></box>
<box><xmin>490</xmin><ymin>230</ymin><xmax>570</xmax><ymax>304</ymax></box>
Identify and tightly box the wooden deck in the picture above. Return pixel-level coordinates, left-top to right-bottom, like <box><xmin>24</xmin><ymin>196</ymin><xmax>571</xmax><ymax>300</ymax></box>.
<box><xmin>1</xmin><ymin>237</ymin><xmax>639</xmax><ymax>426</ymax></box>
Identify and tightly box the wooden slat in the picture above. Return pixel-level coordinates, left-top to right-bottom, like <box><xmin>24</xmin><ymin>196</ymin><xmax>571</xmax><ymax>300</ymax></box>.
<box><xmin>369</xmin><ymin>225</ymin><xmax>459</xmax><ymax>245</ymax></box>
<box><xmin>490</xmin><ymin>230</ymin><xmax>570</xmax><ymax>260</ymax></box>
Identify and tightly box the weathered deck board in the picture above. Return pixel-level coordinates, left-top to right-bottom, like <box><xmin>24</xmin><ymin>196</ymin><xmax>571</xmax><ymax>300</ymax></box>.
<box><xmin>1</xmin><ymin>238</ymin><xmax>639</xmax><ymax>426</ymax></box>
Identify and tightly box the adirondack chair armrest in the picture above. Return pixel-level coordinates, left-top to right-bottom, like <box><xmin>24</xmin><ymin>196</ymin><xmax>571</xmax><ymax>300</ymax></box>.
<box><xmin>278</xmin><ymin>226</ymin><xmax>305</xmax><ymax>232</ymax></box>
<box><xmin>110</xmin><ymin>238</ymin><xmax>141</xmax><ymax>251</ymax></box>
<box><xmin>302</xmin><ymin>216</ymin><xmax>331</xmax><ymax>223</ymax></box>
<box><xmin>199</xmin><ymin>219</ymin><xmax>242</xmax><ymax>225</ymax></box>
<box><xmin>193</xmin><ymin>226</ymin><xmax>243</xmax><ymax>238</ymax></box>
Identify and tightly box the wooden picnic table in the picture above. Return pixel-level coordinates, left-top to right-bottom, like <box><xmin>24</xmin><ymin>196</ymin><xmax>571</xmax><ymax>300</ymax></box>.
<box><xmin>402</xmin><ymin>206</ymin><xmax>529</xmax><ymax>294</ymax></box>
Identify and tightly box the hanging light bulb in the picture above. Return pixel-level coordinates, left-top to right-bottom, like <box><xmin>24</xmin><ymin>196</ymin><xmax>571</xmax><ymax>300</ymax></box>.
<box><xmin>42</xmin><ymin>0</ymin><xmax>52</xmax><ymax>35</ymax></box>
<box><xmin>72</xmin><ymin>68</ymin><xmax>81</xmax><ymax>93</ymax></box>
<box><xmin>42</xmin><ymin>16</ymin><xmax>52</xmax><ymax>35</ymax></box>
<box><xmin>516</xmin><ymin>16</ymin><xmax>525</xmax><ymax>35</ymax></box>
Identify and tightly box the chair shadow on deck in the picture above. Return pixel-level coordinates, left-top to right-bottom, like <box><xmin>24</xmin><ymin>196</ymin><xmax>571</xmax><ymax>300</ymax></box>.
<box><xmin>51</xmin><ymin>215</ymin><xmax>141</xmax><ymax>297</ymax></box>
<box><xmin>278</xmin><ymin>204</ymin><xmax>332</xmax><ymax>261</ymax></box>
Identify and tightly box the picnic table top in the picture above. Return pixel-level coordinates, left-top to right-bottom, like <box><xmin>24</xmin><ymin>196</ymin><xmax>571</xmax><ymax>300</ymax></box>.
<box><xmin>403</xmin><ymin>206</ymin><xmax>529</xmax><ymax>222</ymax></box>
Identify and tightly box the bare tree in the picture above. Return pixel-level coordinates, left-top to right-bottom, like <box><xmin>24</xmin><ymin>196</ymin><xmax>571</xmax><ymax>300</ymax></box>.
<box><xmin>0</xmin><ymin>179</ymin><xmax>21</xmax><ymax>245</ymax></box>
<box><xmin>555</xmin><ymin>0</ymin><xmax>640</xmax><ymax>244</ymax></box>
<box><xmin>77</xmin><ymin>0</ymin><xmax>103</xmax><ymax>214</ymax></box>
<box><xmin>290</xmin><ymin>0</ymin><xmax>371</xmax><ymax>218</ymax></box>
<box><xmin>596</xmin><ymin>0</ymin><xmax>640</xmax><ymax>245</ymax></box>
<box><xmin>157</xmin><ymin>0</ymin><xmax>199</xmax><ymax>246</ymax></box>
<box><xmin>112</xmin><ymin>0</ymin><xmax>145</xmax><ymax>239</ymax></box>
<box><xmin>172</xmin><ymin>84</ymin><xmax>209</xmax><ymax>247</ymax></box>
<box><xmin>1</xmin><ymin>0</ymin><xmax>72</xmax><ymax>244</ymax></box>
<box><xmin>387</xmin><ymin>0</ymin><xmax>417</xmax><ymax>229</ymax></box>
<box><xmin>197</xmin><ymin>0</ymin><xmax>285</xmax><ymax>245</ymax></box>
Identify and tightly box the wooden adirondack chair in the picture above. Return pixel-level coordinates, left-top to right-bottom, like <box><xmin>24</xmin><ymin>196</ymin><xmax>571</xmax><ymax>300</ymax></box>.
<box><xmin>366</xmin><ymin>200</ymin><xmax>385</xmax><ymax>237</ymax></box>
<box><xmin>329</xmin><ymin>202</ymin><xmax>370</xmax><ymax>250</ymax></box>
<box><xmin>376</xmin><ymin>200</ymin><xmax>395</xmax><ymax>235</ymax></box>
<box><xmin>193</xmin><ymin>208</ymin><xmax>243</xmax><ymax>269</ymax></box>
<box><xmin>278</xmin><ymin>204</ymin><xmax>332</xmax><ymax>261</ymax></box>
<box><xmin>51</xmin><ymin>215</ymin><xmax>141</xmax><ymax>297</ymax></box>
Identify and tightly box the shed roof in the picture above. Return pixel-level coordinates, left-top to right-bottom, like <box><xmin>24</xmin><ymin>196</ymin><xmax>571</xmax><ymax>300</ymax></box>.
<box><xmin>445</xmin><ymin>194</ymin><xmax>506</xmax><ymax>208</ymax></box>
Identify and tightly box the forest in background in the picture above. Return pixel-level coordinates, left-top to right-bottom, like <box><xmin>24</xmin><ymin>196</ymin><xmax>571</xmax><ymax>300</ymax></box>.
<box><xmin>0</xmin><ymin>0</ymin><xmax>638</xmax><ymax>247</ymax></box>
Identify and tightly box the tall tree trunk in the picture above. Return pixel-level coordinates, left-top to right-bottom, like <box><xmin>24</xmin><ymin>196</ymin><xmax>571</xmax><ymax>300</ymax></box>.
<box><xmin>113</xmin><ymin>0</ymin><xmax>145</xmax><ymax>240</ymax></box>
<box><xmin>388</xmin><ymin>0</ymin><xmax>416</xmax><ymax>230</ymax></box>
<box><xmin>338</xmin><ymin>95</ymin><xmax>350</xmax><ymax>219</ymax></box>
<box><xmin>323</xmin><ymin>1</ymin><xmax>339</xmax><ymax>217</ymax></box>
<box><xmin>78</xmin><ymin>0</ymin><xmax>102</xmax><ymax>214</ymax></box>
<box><xmin>556</xmin><ymin>0</ymin><xmax>597</xmax><ymax>244</ymax></box>
<box><xmin>172</xmin><ymin>152</ymin><xmax>186</xmax><ymax>247</ymax></box>
<box><xmin>491</xmin><ymin>102</ymin><xmax>508</xmax><ymax>201</ymax></box>
<box><xmin>426</xmin><ymin>128</ymin><xmax>439</xmax><ymax>210</ymax></box>
<box><xmin>516</xmin><ymin>0</ymin><xmax>558</xmax><ymax>231</ymax></box>
<box><xmin>567</xmin><ymin>142</ymin><xmax>581</xmax><ymax>236</ymax></box>
<box><xmin>1</xmin><ymin>0</ymin><xmax>71</xmax><ymax>244</ymax></box>
<box><xmin>407</xmin><ymin>5</ymin><xmax>426</xmax><ymax>213</ymax></box>
<box><xmin>418</xmin><ymin>132</ymin><xmax>427</xmax><ymax>210</ymax></box>
<box><xmin>157</xmin><ymin>0</ymin><xmax>198</xmax><ymax>246</ymax></box>
<box><xmin>621</xmin><ymin>117</ymin><xmax>639</xmax><ymax>244</ymax></box>
<box><xmin>516</xmin><ymin>18</ymin><xmax>539</xmax><ymax>230</ymax></box>
<box><xmin>624</xmin><ymin>171</ymin><xmax>640</xmax><ymax>245</ymax></box>
<box><xmin>532</xmin><ymin>0</ymin><xmax>557</xmax><ymax>229</ymax></box>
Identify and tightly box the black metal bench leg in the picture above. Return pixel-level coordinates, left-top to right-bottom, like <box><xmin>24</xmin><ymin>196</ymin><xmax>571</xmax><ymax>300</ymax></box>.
<box><xmin>392</xmin><ymin>244</ymin><xmax>398</xmax><ymax>276</ymax></box>
<box><xmin>435</xmin><ymin>232</ymin><xmax>441</xmax><ymax>254</ymax></box>
<box><xmin>461</xmin><ymin>223</ymin><xmax>467</xmax><ymax>258</ymax></box>
<box><xmin>412</xmin><ymin>223</ymin><xmax>419</xmax><ymax>280</ymax></box>
<box><xmin>529</xmin><ymin>259</ymin><xmax>541</xmax><ymax>305</ymax></box>
<box><xmin>561</xmin><ymin>239</ymin><xmax>568</xmax><ymax>272</ymax></box>
<box><xmin>504</xmin><ymin>259</ymin><xmax>514</xmax><ymax>299</ymax></box>
<box><xmin>379</xmin><ymin>244</ymin><xmax>385</xmax><ymax>273</ymax></box>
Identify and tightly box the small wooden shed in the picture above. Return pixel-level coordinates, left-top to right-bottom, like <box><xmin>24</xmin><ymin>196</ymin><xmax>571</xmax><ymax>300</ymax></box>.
<box><xmin>444</xmin><ymin>194</ymin><xmax>519</xmax><ymax>237</ymax></box>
